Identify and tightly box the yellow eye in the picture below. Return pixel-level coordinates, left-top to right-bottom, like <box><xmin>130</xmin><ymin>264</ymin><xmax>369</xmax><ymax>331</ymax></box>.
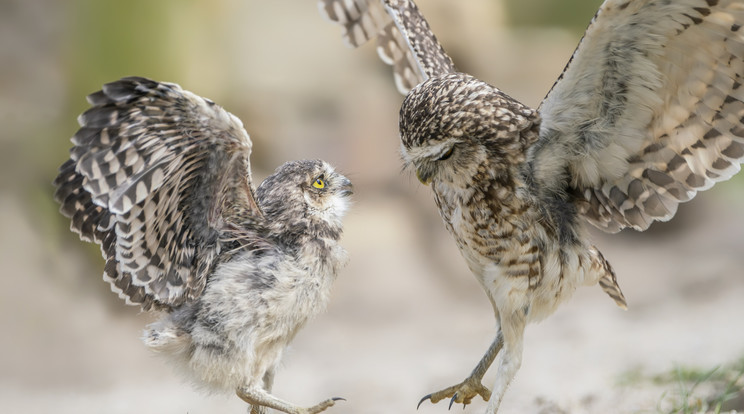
<box><xmin>312</xmin><ymin>177</ymin><xmax>325</xmax><ymax>189</ymax></box>
<box><xmin>437</xmin><ymin>147</ymin><xmax>454</xmax><ymax>161</ymax></box>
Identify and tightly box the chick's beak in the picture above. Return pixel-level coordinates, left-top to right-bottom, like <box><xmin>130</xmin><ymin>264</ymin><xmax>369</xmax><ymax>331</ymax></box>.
<box><xmin>416</xmin><ymin>168</ymin><xmax>432</xmax><ymax>185</ymax></box>
<box><xmin>339</xmin><ymin>177</ymin><xmax>353</xmax><ymax>197</ymax></box>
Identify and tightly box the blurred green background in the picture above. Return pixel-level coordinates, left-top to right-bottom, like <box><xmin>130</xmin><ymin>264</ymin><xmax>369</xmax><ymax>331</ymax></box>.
<box><xmin>2</xmin><ymin>1</ymin><xmax>742</xmax><ymax>413</ymax></box>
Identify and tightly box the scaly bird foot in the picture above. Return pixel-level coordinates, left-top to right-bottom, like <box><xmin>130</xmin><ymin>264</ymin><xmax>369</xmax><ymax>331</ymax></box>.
<box><xmin>417</xmin><ymin>378</ymin><xmax>491</xmax><ymax>409</ymax></box>
<box><xmin>303</xmin><ymin>397</ymin><xmax>345</xmax><ymax>414</ymax></box>
<box><xmin>238</xmin><ymin>385</ymin><xmax>344</xmax><ymax>414</ymax></box>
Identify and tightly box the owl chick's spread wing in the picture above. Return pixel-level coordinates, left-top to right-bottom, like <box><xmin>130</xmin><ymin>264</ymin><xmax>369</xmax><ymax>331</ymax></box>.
<box><xmin>319</xmin><ymin>0</ymin><xmax>455</xmax><ymax>93</ymax></box>
<box><xmin>54</xmin><ymin>77</ymin><xmax>263</xmax><ymax>310</ymax></box>
<box><xmin>538</xmin><ymin>0</ymin><xmax>744</xmax><ymax>233</ymax></box>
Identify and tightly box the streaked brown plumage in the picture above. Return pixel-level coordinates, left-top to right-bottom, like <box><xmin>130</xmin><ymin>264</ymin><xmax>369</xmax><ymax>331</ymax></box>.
<box><xmin>320</xmin><ymin>0</ymin><xmax>744</xmax><ymax>412</ymax></box>
<box><xmin>54</xmin><ymin>77</ymin><xmax>352</xmax><ymax>414</ymax></box>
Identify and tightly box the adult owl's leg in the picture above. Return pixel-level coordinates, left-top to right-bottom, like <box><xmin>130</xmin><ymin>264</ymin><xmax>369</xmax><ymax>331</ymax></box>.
<box><xmin>417</xmin><ymin>331</ymin><xmax>503</xmax><ymax>409</ymax></box>
<box><xmin>484</xmin><ymin>310</ymin><xmax>526</xmax><ymax>414</ymax></box>
<box><xmin>237</xmin><ymin>385</ymin><xmax>343</xmax><ymax>414</ymax></box>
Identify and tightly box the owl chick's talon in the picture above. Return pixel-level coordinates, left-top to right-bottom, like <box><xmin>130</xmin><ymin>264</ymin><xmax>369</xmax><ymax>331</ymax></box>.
<box><xmin>305</xmin><ymin>397</ymin><xmax>343</xmax><ymax>414</ymax></box>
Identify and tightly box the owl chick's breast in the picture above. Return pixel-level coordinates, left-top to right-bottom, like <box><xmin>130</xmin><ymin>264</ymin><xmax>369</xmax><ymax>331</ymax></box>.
<box><xmin>148</xmin><ymin>237</ymin><xmax>346</xmax><ymax>392</ymax></box>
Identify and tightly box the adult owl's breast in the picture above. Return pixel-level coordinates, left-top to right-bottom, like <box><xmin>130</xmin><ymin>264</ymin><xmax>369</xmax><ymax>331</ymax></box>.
<box><xmin>433</xmin><ymin>186</ymin><xmax>515</xmax><ymax>272</ymax></box>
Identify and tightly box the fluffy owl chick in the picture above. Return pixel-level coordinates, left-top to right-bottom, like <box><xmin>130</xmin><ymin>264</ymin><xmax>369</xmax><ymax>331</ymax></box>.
<box><xmin>53</xmin><ymin>77</ymin><xmax>352</xmax><ymax>414</ymax></box>
<box><xmin>322</xmin><ymin>0</ymin><xmax>744</xmax><ymax>412</ymax></box>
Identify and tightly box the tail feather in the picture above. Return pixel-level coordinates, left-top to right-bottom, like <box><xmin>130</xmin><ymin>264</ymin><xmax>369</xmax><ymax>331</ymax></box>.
<box><xmin>599</xmin><ymin>272</ymin><xmax>627</xmax><ymax>310</ymax></box>
<box><xmin>590</xmin><ymin>246</ymin><xmax>628</xmax><ymax>310</ymax></box>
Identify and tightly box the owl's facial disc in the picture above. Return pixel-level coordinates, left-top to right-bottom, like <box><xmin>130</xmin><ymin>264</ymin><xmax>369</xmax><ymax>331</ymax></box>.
<box><xmin>309</xmin><ymin>171</ymin><xmax>353</xmax><ymax>198</ymax></box>
<box><xmin>406</xmin><ymin>141</ymin><xmax>457</xmax><ymax>185</ymax></box>
<box><xmin>304</xmin><ymin>166</ymin><xmax>353</xmax><ymax>223</ymax></box>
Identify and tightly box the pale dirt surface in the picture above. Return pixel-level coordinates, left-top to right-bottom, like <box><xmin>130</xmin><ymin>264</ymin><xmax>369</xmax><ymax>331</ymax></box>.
<box><xmin>2</xmin><ymin>1</ymin><xmax>743</xmax><ymax>413</ymax></box>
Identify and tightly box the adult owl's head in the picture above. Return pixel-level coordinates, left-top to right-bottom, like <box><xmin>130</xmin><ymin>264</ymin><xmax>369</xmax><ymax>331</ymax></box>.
<box><xmin>256</xmin><ymin>160</ymin><xmax>353</xmax><ymax>237</ymax></box>
<box><xmin>398</xmin><ymin>73</ymin><xmax>539</xmax><ymax>186</ymax></box>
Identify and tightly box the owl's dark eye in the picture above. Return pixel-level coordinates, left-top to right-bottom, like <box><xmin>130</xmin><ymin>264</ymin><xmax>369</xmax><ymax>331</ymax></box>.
<box><xmin>312</xmin><ymin>176</ymin><xmax>325</xmax><ymax>189</ymax></box>
<box><xmin>437</xmin><ymin>147</ymin><xmax>454</xmax><ymax>161</ymax></box>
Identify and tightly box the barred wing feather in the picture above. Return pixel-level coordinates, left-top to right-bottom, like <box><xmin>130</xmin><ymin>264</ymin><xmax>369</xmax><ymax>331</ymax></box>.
<box><xmin>54</xmin><ymin>77</ymin><xmax>262</xmax><ymax>309</ymax></box>
<box><xmin>319</xmin><ymin>0</ymin><xmax>455</xmax><ymax>94</ymax></box>
<box><xmin>536</xmin><ymin>0</ymin><xmax>744</xmax><ymax>232</ymax></box>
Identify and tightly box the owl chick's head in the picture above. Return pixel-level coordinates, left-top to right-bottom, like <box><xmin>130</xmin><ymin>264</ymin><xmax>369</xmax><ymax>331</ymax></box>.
<box><xmin>256</xmin><ymin>159</ymin><xmax>353</xmax><ymax>237</ymax></box>
<box><xmin>398</xmin><ymin>73</ymin><xmax>538</xmax><ymax>187</ymax></box>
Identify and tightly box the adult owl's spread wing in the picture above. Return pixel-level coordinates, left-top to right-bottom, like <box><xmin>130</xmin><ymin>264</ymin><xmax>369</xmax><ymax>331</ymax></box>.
<box><xmin>537</xmin><ymin>0</ymin><xmax>744</xmax><ymax>233</ymax></box>
<box><xmin>54</xmin><ymin>77</ymin><xmax>262</xmax><ymax>310</ymax></box>
<box><xmin>319</xmin><ymin>0</ymin><xmax>455</xmax><ymax>94</ymax></box>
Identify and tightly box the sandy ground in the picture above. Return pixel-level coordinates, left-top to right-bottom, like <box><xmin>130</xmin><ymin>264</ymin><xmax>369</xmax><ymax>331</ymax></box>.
<box><xmin>3</xmin><ymin>185</ymin><xmax>744</xmax><ymax>414</ymax></box>
<box><xmin>2</xmin><ymin>1</ymin><xmax>744</xmax><ymax>413</ymax></box>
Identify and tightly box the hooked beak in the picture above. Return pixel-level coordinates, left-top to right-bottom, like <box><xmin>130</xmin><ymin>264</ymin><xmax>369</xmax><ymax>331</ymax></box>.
<box><xmin>416</xmin><ymin>168</ymin><xmax>432</xmax><ymax>185</ymax></box>
<box><xmin>339</xmin><ymin>177</ymin><xmax>354</xmax><ymax>197</ymax></box>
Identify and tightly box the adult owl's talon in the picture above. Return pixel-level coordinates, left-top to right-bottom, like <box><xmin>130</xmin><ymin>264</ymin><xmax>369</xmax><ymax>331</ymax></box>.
<box><xmin>417</xmin><ymin>394</ymin><xmax>433</xmax><ymax>409</ymax></box>
<box><xmin>448</xmin><ymin>394</ymin><xmax>456</xmax><ymax>410</ymax></box>
<box><xmin>418</xmin><ymin>378</ymin><xmax>492</xmax><ymax>410</ymax></box>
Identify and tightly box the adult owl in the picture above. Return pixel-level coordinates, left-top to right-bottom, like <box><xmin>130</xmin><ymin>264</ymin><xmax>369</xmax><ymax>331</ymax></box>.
<box><xmin>53</xmin><ymin>77</ymin><xmax>353</xmax><ymax>414</ymax></box>
<box><xmin>320</xmin><ymin>0</ymin><xmax>744</xmax><ymax>412</ymax></box>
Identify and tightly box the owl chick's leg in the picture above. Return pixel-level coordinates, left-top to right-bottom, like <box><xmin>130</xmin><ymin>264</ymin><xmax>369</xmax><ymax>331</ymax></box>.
<box><xmin>249</xmin><ymin>369</ymin><xmax>277</xmax><ymax>414</ymax></box>
<box><xmin>237</xmin><ymin>386</ymin><xmax>343</xmax><ymax>414</ymax></box>
<box><xmin>417</xmin><ymin>331</ymin><xmax>503</xmax><ymax>409</ymax></box>
<box><xmin>483</xmin><ymin>310</ymin><xmax>527</xmax><ymax>414</ymax></box>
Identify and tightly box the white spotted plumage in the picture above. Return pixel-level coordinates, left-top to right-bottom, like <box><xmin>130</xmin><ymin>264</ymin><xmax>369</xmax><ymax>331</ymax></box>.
<box><xmin>321</xmin><ymin>0</ymin><xmax>744</xmax><ymax>412</ymax></box>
